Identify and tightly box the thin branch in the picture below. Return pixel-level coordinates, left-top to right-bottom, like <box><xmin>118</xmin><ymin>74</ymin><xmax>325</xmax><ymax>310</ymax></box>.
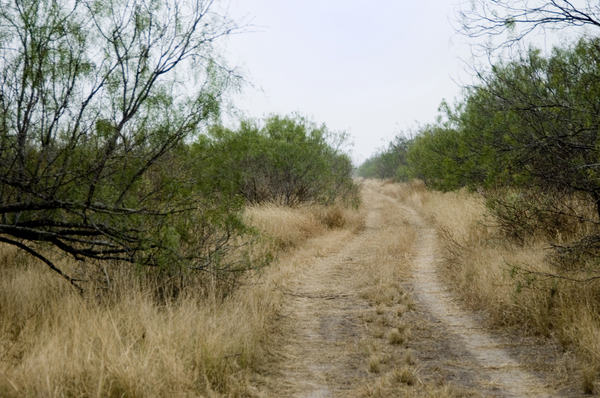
<box><xmin>0</xmin><ymin>236</ymin><xmax>83</xmax><ymax>292</ymax></box>
<box><xmin>508</xmin><ymin>263</ymin><xmax>600</xmax><ymax>283</ymax></box>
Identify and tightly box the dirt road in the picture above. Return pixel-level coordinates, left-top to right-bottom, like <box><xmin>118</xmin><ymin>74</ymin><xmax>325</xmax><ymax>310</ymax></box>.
<box><xmin>265</xmin><ymin>183</ymin><xmax>566</xmax><ymax>397</ymax></box>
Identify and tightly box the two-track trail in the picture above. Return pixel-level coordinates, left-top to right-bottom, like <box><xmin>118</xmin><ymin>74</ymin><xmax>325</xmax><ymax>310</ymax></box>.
<box><xmin>264</xmin><ymin>182</ymin><xmax>561</xmax><ymax>397</ymax></box>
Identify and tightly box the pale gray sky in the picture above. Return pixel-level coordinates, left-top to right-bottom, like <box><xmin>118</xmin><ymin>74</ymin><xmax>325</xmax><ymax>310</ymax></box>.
<box><xmin>222</xmin><ymin>1</ymin><xmax>475</xmax><ymax>164</ymax></box>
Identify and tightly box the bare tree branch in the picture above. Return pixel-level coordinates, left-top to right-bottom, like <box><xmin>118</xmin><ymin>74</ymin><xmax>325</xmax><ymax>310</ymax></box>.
<box><xmin>0</xmin><ymin>236</ymin><xmax>83</xmax><ymax>292</ymax></box>
<box><xmin>457</xmin><ymin>0</ymin><xmax>600</xmax><ymax>52</ymax></box>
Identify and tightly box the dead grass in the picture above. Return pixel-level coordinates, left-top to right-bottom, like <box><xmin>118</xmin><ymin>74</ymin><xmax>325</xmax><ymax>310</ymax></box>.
<box><xmin>351</xmin><ymin>181</ymin><xmax>481</xmax><ymax>397</ymax></box>
<box><xmin>388</xmin><ymin>328</ymin><xmax>408</xmax><ymax>345</ymax></box>
<box><xmin>0</xmin><ymin>201</ymin><xmax>363</xmax><ymax>397</ymax></box>
<box><xmin>393</xmin><ymin>179</ymin><xmax>600</xmax><ymax>393</ymax></box>
<box><xmin>244</xmin><ymin>201</ymin><xmax>364</xmax><ymax>251</ymax></box>
<box><xmin>0</xmin><ymin>254</ymin><xmax>277</xmax><ymax>397</ymax></box>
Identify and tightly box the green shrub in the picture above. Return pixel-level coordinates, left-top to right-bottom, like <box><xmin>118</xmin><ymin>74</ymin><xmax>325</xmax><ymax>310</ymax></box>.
<box><xmin>196</xmin><ymin>114</ymin><xmax>360</xmax><ymax>207</ymax></box>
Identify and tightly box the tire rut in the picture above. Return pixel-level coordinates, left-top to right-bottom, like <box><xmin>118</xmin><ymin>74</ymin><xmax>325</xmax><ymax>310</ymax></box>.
<box><xmin>399</xmin><ymin>200</ymin><xmax>556</xmax><ymax>398</ymax></box>
<box><xmin>267</xmin><ymin>185</ymin><xmax>561</xmax><ymax>397</ymax></box>
<box><xmin>268</xmin><ymin>207</ymin><xmax>383</xmax><ymax>397</ymax></box>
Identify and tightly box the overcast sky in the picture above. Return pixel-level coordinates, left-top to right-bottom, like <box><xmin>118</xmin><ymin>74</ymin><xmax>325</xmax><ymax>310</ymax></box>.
<box><xmin>221</xmin><ymin>1</ymin><xmax>478</xmax><ymax>164</ymax></box>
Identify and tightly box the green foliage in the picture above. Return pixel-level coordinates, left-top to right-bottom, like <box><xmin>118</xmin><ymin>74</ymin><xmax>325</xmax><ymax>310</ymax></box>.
<box><xmin>0</xmin><ymin>0</ymin><xmax>257</xmax><ymax>288</ymax></box>
<box><xmin>484</xmin><ymin>187</ymin><xmax>591</xmax><ymax>242</ymax></box>
<box><xmin>195</xmin><ymin>114</ymin><xmax>360</xmax><ymax>207</ymax></box>
<box><xmin>357</xmin><ymin>135</ymin><xmax>413</xmax><ymax>181</ymax></box>
<box><xmin>408</xmin><ymin>125</ymin><xmax>468</xmax><ymax>190</ymax></box>
<box><xmin>402</xmin><ymin>37</ymin><xmax>600</xmax><ymax>241</ymax></box>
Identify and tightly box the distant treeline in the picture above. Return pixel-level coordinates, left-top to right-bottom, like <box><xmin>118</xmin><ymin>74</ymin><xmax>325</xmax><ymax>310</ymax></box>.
<box><xmin>360</xmin><ymin>37</ymin><xmax>600</xmax><ymax>247</ymax></box>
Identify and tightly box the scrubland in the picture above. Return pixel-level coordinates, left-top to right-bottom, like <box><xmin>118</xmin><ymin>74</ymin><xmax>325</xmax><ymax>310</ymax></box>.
<box><xmin>0</xmin><ymin>202</ymin><xmax>363</xmax><ymax>397</ymax></box>
<box><xmin>391</xmin><ymin>179</ymin><xmax>600</xmax><ymax>392</ymax></box>
<box><xmin>5</xmin><ymin>179</ymin><xmax>600</xmax><ymax>396</ymax></box>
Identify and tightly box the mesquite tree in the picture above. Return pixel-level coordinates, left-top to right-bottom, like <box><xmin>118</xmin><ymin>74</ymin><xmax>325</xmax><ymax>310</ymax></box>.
<box><xmin>199</xmin><ymin>114</ymin><xmax>360</xmax><ymax>207</ymax></box>
<box><xmin>0</xmin><ymin>0</ymin><xmax>245</xmax><ymax>289</ymax></box>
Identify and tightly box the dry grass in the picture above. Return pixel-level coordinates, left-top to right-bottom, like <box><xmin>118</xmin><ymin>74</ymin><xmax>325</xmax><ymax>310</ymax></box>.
<box><xmin>393</xmin><ymin>179</ymin><xmax>600</xmax><ymax>393</ymax></box>
<box><xmin>244</xmin><ymin>201</ymin><xmax>364</xmax><ymax>251</ymax></box>
<box><xmin>0</xmin><ymin>201</ymin><xmax>363</xmax><ymax>397</ymax></box>
<box><xmin>352</xmin><ymin>181</ymin><xmax>479</xmax><ymax>397</ymax></box>
<box><xmin>388</xmin><ymin>328</ymin><xmax>408</xmax><ymax>346</ymax></box>
<box><xmin>0</xmin><ymin>251</ymin><xmax>276</xmax><ymax>397</ymax></box>
<box><xmin>392</xmin><ymin>365</ymin><xmax>417</xmax><ymax>385</ymax></box>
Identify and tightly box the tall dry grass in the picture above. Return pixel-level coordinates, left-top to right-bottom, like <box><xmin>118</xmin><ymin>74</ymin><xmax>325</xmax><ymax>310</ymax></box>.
<box><xmin>244</xmin><ymin>202</ymin><xmax>363</xmax><ymax>251</ymax></box>
<box><xmin>393</xmin><ymin>180</ymin><xmax>600</xmax><ymax>389</ymax></box>
<box><xmin>0</xmin><ymin>202</ymin><xmax>363</xmax><ymax>397</ymax></box>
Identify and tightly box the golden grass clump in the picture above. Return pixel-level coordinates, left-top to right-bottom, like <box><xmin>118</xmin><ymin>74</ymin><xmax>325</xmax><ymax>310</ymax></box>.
<box><xmin>245</xmin><ymin>201</ymin><xmax>364</xmax><ymax>251</ymax></box>
<box><xmin>387</xmin><ymin>328</ymin><xmax>407</xmax><ymax>345</ymax></box>
<box><xmin>244</xmin><ymin>203</ymin><xmax>325</xmax><ymax>251</ymax></box>
<box><xmin>391</xmin><ymin>365</ymin><xmax>416</xmax><ymax>385</ymax></box>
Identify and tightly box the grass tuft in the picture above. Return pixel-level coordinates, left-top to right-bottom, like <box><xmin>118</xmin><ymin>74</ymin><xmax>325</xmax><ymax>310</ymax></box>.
<box><xmin>581</xmin><ymin>366</ymin><xmax>596</xmax><ymax>394</ymax></box>
<box><xmin>392</xmin><ymin>365</ymin><xmax>416</xmax><ymax>385</ymax></box>
<box><xmin>368</xmin><ymin>355</ymin><xmax>382</xmax><ymax>374</ymax></box>
<box><xmin>387</xmin><ymin>328</ymin><xmax>407</xmax><ymax>345</ymax></box>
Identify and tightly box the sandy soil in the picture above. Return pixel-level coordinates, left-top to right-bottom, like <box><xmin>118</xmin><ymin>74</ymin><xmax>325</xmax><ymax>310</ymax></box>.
<box><xmin>264</xmin><ymin>184</ymin><xmax>574</xmax><ymax>397</ymax></box>
<box><xmin>266</xmin><ymin>202</ymin><xmax>382</xmax><ymax>396</ymax></box>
